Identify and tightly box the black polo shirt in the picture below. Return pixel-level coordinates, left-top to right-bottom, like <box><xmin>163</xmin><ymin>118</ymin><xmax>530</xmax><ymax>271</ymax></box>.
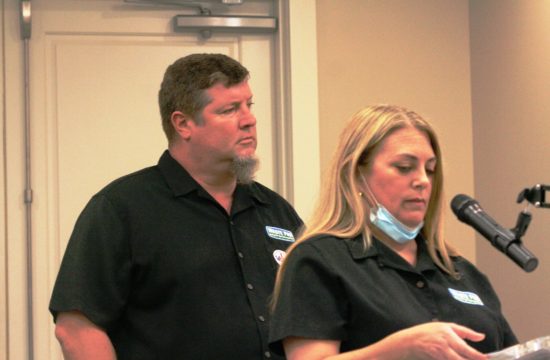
<box><xmin>49</xmin><ymin>150</ymin><xmax>303</xmax><ymax>360</ymax></box>
<box><xmin>269</xmin><ymin>234</ymin><xmax>517</xmax><ymax>355</ymax></box>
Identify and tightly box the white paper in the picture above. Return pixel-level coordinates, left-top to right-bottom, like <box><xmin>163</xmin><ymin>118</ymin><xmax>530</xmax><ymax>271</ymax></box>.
<box><xmin>488</xmin><ymin>335</ymin><xmax>550</xmax><ymax>360</ymax></box>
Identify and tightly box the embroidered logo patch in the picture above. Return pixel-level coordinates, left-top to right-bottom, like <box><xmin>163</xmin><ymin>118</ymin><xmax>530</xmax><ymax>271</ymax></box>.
<box><xmin>265</xmin><ymin>226</ymin><xmax>295</xmax><ymax>242</ymax></box>
<box><xmin>273</xmin><ymin>249</ymin><xmax>287</xmax><ymax>265</ymax></box>
<box><xmin>448</xmin><ymin>288</ymin><xmax>484</xmax><ymax>306</ymax></box>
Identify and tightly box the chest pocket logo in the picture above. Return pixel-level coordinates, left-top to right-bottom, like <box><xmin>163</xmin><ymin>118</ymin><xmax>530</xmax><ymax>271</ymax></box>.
<box><xmin>448</xmin><ymin>288</ymin><xmax>484</xmax><ymax>306</ymax></box>
<box><xmin>265</xmin><ymin>226</ymin><xmax>295</xmax><ymax>242</ymax></box>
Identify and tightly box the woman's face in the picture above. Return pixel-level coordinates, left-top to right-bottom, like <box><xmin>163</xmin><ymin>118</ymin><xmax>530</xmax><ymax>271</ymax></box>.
<box><xmin>363</xmin><ymin>126</ymin><xmax>436</xmax><ymax>228</ymax></box>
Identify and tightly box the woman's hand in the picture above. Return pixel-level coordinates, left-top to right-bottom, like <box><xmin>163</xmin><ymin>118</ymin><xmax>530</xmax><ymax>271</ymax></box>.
<box><xmin>283</xmin><ymin>322</ymin><xmax>488</xmax><ymax>360</ymax></box>
<box><xmin>381</xmin><ymin>322</ymin><xmax>488</xmax><ymax>360</ymax></box>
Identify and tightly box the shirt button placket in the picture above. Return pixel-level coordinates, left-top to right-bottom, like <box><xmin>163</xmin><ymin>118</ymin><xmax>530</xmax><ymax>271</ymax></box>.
<box><xmin>414</xmin><ymin>277</ymin><xmax>439</xmax><ymax>319</ymax></box>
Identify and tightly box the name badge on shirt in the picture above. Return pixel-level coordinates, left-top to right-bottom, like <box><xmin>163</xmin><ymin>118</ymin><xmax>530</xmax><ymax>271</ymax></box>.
<box><xmin>265</xmin><ymin>226</ymin><xmax>295</xmax><ymax>242</ymax></box>
<box><xmin>448</xmin><ymin>288</ymin><xmax>484</xmax><ymax>306</ymax></box>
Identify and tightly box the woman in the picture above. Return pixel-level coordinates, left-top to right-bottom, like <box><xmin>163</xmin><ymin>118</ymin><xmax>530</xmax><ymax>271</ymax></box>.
<box><xmin>269</xmin><ymin>105</ymin><xmax>517</xmax><ymax>359</ymax></box>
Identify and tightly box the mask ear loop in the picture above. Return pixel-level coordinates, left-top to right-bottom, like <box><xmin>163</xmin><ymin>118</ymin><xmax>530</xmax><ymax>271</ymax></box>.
<box><xmin>358</xmin><ymin>169</ymin><xmax>394</xmax><ymax>242</ymax></box>
<box><xmin>358</xmin><ymin>169</ymin><xmax>382</xmax><ymax>241</ymax></box>
<box><xmin>358</xmin><ymin>170</ymin><xmax>378</xmax><ymax>211</ymax></box>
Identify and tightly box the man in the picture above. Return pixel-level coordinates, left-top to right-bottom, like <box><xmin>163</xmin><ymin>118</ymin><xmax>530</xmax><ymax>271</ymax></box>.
<box><xmin>50</xmin><ymin>53</ymin><xmax>302</xmax><ymax>359</ymax></box>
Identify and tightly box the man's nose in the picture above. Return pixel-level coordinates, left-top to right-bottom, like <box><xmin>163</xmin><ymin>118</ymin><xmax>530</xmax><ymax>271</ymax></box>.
<box><xmin>239</xmin><ymin>105</ymin><xmax>256</xmax><ymax>128</ymax></box>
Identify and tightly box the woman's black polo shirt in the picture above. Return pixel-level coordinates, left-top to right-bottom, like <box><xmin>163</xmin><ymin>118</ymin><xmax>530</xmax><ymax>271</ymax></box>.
<box><xmin>269</xmin><ymin>234</ymin><xmax>517</xmax><ymax>355</ymax></box>
<box><xmin>49</xmin><ymin>150</ymin><xmax>303</xmax><ymax>359</ymax></box>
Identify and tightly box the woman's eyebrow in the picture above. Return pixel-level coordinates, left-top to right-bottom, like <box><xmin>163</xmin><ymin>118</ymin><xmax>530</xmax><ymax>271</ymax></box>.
<box><xmin>393</xmin><ymin>153</ymin><xmax>436</xmax><ymax>161</ymax></box>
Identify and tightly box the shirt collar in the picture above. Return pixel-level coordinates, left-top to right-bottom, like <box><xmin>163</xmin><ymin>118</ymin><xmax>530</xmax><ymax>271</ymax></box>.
<box><xmin>157</xmin><ymin>150</ymin><xmax>200</xmax><ymax>197</ymax></box>
<box><xmin>157</xmin><ymin>150</ymin><xmax>270</xmax><ymax>207</ymax></box>
<box><xmin>345</xmin><ymin>233</ymin><xmax>437</xmax><ymax>272</ymax></box>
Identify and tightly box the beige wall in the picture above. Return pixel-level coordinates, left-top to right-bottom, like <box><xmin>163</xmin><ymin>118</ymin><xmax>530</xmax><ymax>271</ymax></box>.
<box><xmin>0</xmin><ymin>2</ymin><xmax>7</xmax><ymax>358</ymax></box>
<box><xmin>470</xmin><ymin>0</ymin><xmax>550</xmax><ymax>341</ymax></box>
<box><xmin>316</xmin><ymin>0</ymin><xmax>476</xmax><ymax>259</ymax></box>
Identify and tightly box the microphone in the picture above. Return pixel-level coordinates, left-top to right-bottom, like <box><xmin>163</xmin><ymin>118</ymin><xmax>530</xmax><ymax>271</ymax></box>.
<box><xmin>451</xmin><ymin>194</ymin><xmax>538</xmax><ymax>272</ymax></box>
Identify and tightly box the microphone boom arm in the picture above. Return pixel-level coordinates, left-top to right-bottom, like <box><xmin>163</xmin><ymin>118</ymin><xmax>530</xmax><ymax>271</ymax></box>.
<box><xmin>451</xmin><ymin>194</ymin><xmax>539</xmax><ymax>273</ymax></box>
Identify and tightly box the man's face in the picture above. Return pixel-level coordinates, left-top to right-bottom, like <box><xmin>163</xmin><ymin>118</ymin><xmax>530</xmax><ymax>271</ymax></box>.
<box><xmin>189</xmin><ymin>80</ymin><xmax>257</xmax><ymax>164</ymax></box>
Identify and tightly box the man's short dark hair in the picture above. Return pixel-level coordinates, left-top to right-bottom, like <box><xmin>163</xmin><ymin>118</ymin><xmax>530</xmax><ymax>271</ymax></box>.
<box><xmin>158</xmin><ymin>53</ymin><xmax>250</xmax><ymax>143</ymax></box>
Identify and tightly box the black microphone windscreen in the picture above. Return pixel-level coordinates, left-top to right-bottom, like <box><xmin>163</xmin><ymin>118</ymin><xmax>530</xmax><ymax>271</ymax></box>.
<box><xmin>451</xmin><ymin>194</ymin><xmax>476</xmax><ymax>221</ymax></box>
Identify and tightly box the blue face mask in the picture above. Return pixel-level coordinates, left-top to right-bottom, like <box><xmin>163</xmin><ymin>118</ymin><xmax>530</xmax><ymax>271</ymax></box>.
<box><xmin>370</xmin><ymin>205</ymin><xmax>423</xmax><ymax>244</ymax></box>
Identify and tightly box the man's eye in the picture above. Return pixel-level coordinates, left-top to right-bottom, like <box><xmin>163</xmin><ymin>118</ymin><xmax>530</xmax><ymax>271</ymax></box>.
<box><xmin>220</xmin><ymin>107</ymin><xmax>236</xmax><ymax>114</ymax></box>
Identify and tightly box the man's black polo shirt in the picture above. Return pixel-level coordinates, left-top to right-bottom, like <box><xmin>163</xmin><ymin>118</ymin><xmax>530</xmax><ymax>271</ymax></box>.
<box><xmin>50</xmin><ymin>150</ymin><xmax>302</xmax><ymax>359</ymax></box>
<box><xmin>269</xmin><ymin>234</ymin><xmax>517</xmax><ymax>355</ymax></box>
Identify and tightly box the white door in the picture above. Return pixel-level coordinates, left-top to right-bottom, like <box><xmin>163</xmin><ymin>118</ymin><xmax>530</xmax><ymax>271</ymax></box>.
<box><xmin>6</xmin><ymin>0</ymin><xmax>289</xmax><ymax>358</ymax></box>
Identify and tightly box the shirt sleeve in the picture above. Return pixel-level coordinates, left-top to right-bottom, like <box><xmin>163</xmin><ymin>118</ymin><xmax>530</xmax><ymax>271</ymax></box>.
<box><xmin>269</xmin><ymin>239</ymin><xmax>348</xmax><ymax>355</ymax></box>
<box><xmin>49</xmin><ymin>193</ymin><xmax>132</xmax><ymax>331</ymax></box>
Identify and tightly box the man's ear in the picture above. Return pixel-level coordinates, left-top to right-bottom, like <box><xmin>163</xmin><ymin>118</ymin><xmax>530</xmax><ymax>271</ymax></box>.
<box><xmin>171</xmin><ymin>111</ymin><xmax>192</xmax><ymax>140</ymax></box>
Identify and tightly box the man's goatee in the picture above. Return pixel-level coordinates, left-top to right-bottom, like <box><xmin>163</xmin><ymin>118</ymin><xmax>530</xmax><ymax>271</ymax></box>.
<box><xmin>231</xmin><ymin>155</ymin><xmax>259</xmax><ymax>184</ymax></box>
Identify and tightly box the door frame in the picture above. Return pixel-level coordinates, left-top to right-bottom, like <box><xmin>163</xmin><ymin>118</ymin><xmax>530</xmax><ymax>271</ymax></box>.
<box><xmin>276</xmin><ymin>0</ymin><xmax>320</xmax><ymax>218</ymax></box>
<box><xmin>1</xmin><ymin>0</ymin><xmax>320</xmax><ymax>358</ymax></box>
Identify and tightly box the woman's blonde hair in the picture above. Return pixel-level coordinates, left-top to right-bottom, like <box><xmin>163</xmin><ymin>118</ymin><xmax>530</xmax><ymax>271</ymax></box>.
<box><xmin>273</xmin><ymin>105</ymin><xmax>458</xmax><ymax>306</ymax></box>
